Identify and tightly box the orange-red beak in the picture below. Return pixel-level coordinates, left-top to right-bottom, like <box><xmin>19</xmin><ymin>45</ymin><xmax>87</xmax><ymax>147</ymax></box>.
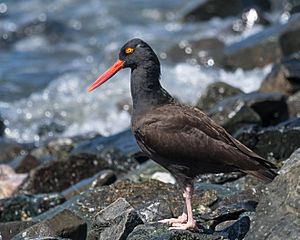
<box><xmin>88</xmin><ymin>59</ymin><xmax>125</xmax><ymax>92</ymax></box>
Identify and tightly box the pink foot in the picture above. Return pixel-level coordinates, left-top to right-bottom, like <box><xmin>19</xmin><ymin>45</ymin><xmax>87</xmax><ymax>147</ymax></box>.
<box><xmin>158</xmin><ymin>214</ymin><xmax>187</xmax><ymax>225</ymax></box>
<box><xmin>169</xmin><ymin>219</ymin><xmax>198</xmax><ymax>231</ymax></box>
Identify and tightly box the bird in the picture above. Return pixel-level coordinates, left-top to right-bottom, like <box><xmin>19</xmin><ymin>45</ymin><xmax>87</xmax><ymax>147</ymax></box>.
<box><xmin>88</xmin><ymin>38</ymin><xmax>277</xmax><ymax>231</ymax></box>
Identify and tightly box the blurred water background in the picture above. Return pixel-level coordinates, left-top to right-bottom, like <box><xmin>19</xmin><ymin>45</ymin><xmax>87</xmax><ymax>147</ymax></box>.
<box><xmin>0</xmin><ymin>0</ymin><xmax>283</xmax><ymax>142</ymax></box>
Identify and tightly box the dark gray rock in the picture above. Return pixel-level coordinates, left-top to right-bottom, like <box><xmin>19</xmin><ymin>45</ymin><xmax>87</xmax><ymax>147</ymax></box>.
<box><xmin>0</xmin><ymin>139</ymin><xmax>32</xmax><ymax>164</ymax></box>
<box><xmin>166</xmin><ymin>38</ymin><xmax>225</xmax><ymax>67</ymax></box>
<box><xmin>0</xmin><ymin>193</ymin><xmax>65</xmax><ymax>222</ymax></box>
<box><xmin>10</xmin><ymin>154</ymin><xmax>40</xmax><ymax>173</ymax></box>
<box><xmin>61</xmin><ymin>170</ymin><xmax>116</xmax><ymax>200</ymax></box>
<box><xmin>260</xmin><ymin>52</ymin><xmax>300</xmax><ymax>95</ymax></box>
<box><xmin>0</xmin><ymin>220</ymin><xmax>36</xmax><ymax>240</ymax></box>
<box><xmin>234</xmin><ymin>118</ymin><xmax>300</xmax><ymax>161</ymax></box>
<box><xmin>127</xmin><ymin>222</ymin><xmax>222</xmax><ymax>240</ymax></box>
<box><xmin>12</xmin><ymin>209</ymin><xmax>87</xmax><ymax>240</ymax></box>
<box><xmin>0</xmin><ymin>19</ymin><xmax>69</xmax><ymax>49</ymax></box>
<box><xmin>32</xmin><ymin>180</ymin><xmax>184</xmax><ymax>230</ymax></box>
<box><xmin>181</xmin><ymin>0</ymin><xmax>270</xmax><ymax>22</ymax></box>
<box><xmin>0</xmin><ymin>115</ymin><xmax>4</xmax><ymax>137</ymax></box>
<box><xmin>244</xmin><ymin>148</ymin><xmax>300</xmax><ymax>240</ymax></box>
<box><xmin>16</xmin><ymin>153</ymin><xmax>112</xmax><ymax>194</ymax></box>
<box><xmin>87</xmin><ymin>198</ymin><xmax>143</xmax><ymax>240</ymax></box>
<box><xmin>224</xmin><ymin>13</ymin><xmax>300</xmax><ymax>69</ymax></box>
<box><xmin>288</xmin><ymin>91</ymin><xmax>300</xmax><ymax>117</ymax></box>
<box><xmin>71</xmin><ymin>129</ymin><xmax>140</xmax><ymax>172</ymax></box>
<box><xmin>208</xmin><ymin>92</ymin><xmax>288</xmax><ymax>133</ymax></box>
<box><xmin>219</xmin><ymin>216</ymin><xmax>250</xmax><ymax>240</ymax></box>
<box><xmin>196</xmin><ymin>82</ymin><xmax>243</xmax><ymax>112</ymax></box>
<box><xmin>279</xmin><ymin>147</ymin><xmax>300</xmax><ymax>174</ymax></box>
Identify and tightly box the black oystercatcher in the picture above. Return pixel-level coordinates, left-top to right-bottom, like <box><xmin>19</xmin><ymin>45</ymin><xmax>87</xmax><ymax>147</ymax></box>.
<box><xmin>88</xmin><ymin>38</ymin><xmax>277</xmax><ymax>231</ymax></box>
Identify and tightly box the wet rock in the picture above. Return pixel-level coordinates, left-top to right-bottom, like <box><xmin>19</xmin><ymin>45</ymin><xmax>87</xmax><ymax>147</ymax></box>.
<box><xmin>61</xmin><ymin>170</ymin><xmax>116</xmax><ymax>200</ymax></box>
<box><xmin>288</xmin><ymin>91</ymin><xmax>300</xmax><ymax>117</ymax></box>
<box><xmin>196</xmin><ymin>82</ymin><xmax>243</xmax><ymax>112</ymax></box>
<box><xmin>224</xmin><ymin>14</ymin><xmax>300</xmax><ymax>69</ymax></box>
<box><xmin>234</xmin><ymin>118</ymin><xmax>300</xmax><ymax>161</ymax></box>
<box><xmin>138</xmin><ymin>198</ymin><xmax>173</xmax><ymax>222</ymax></box>
<box><xmin>0</xmin><ymin>164</ymin><xmax>27</xmax><ymax>199</ymax></box>
<box><xmin>16</xmin><ymin>153</ymin><xmax>111</xmax><ymax>194</ymax></box>
<box><xmin>244</xmin><ymin>148</ymin><xmax>300</xmax><ymax>240</ymax></box>
<box><xmin>0</xmin><ymin>115</ymin><xmax>4</xmax><ymax>137</ymax></box>
<box><xmin>37</xmin><ymin>121</ymin><xmax>66</xmax><ymax>138</ymax></box>
<box><xmin>260</xmin><ymin>52</ymin><xmax>300</xmax><ymax>95</ymax></box>
<box><xmin>87</xmin><ymin>198</ymin><xmax>143</xmax><ymax>240</ymax></box>
<box><xmin>181</xmin><ymin>0</ymin><xmax>270</xmax><ymax>22</ymax></box>
<box><xmin>219</xmin><ymin>216</ymin><xmax>250</xmax><ymax>240</ymax></box>
<box><xmin>12</xmin><ymin>209</ymin><xmax>87</xmax><ymax>240</ymax></box>
<box><xmin>208</xmin><ymin>92</ymin><xmax>288</xmax><ymax>133</ymax></box>
<box><xmin>127</xmin><ymin>222</ymin><xmax>221</xmax><ymax>240</ymax></box>
<box><xmin>0</xmin><ymin>193</ymin><xmax>65</xmax><ymax>222</ymax></box>
<box><xmin>166</xmin><ymin>38</ymin><xmax>225</xmax><ymax>67</ymax></box>
<box><xmin>0</xmin><ymin>220</ymin><xmax>36</xmax><ymax>240</ymax></box>
<box><xmin>231</xmin><ymin>8</ymin><xmax>270</xmax><ymax>34</ymax></box>
<box><xmin>0</xmin><ymin>19</ymin><xmax>68</xmax><ymax>49</ymax></box>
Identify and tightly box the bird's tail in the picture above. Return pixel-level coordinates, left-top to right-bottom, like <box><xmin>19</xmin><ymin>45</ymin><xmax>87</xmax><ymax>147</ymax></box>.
<box><xmin>245</xmin><ymin>168</ymin><xmax>278</xmax><ymax>183</ymax></box>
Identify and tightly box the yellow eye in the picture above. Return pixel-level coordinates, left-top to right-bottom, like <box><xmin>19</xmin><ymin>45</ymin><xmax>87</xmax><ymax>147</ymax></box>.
<box><xmin>125</xmin><ymin>47</ymin><xmax>134</xmax><ymax>54</ymax></box>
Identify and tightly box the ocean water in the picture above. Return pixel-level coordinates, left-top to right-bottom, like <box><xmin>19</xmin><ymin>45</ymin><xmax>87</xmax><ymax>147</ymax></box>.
<box><xmin>0</xmin><ymin>0</ymin><xmax>273</xmax><ymax>142</ymax></box>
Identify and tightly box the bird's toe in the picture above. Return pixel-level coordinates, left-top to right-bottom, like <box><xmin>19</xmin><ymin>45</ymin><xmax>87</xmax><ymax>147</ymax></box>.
<box><xmin>168</xmin><ymin>220</ymin><xmax>198</xmax><ymax>231</ymax></box>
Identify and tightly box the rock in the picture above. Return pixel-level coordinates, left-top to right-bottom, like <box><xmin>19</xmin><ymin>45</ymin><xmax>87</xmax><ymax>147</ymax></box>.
<box><xmin>197</xmin><ymin>172</ymin><xmax>245</xmax><ymax>184</ymax></box>
<box><xmin>138</xmin><ymin>198</ymin><xmax>173</xmax><ymax>222</ymax></box>
<box><xmin>12</xmin><ymin>209</ymin><xmax>87</xmax><ymax>240</ymax></box>
<box><xmin>0</xmin><ymin>220</ymin><xmax>36</xmax><ymax>240</ymax></box>
<box><xmin>288</xmin><ymin>91</ymin><xmax>300</xmax><ymax>117</ymax></box>
<box><xmin>30</xmin><ymin>137</ymin><xmax>75</xmax><ymax>163</ymax></box>
<box><xmin>181</xmin><ymin>0</ymin><xmax>270</xmax><ymax>22</ymax></box>
<box><xmin>260</xmin><ymin>52</ymin><xmax>300</xmax><ymax>95</ymax></box>
<box><xmin>279</xmin><ymin>147</ymin><xmax>300</xmax><ymax>174</ymax></box>
<box><xmin>0</xmin><ymin>164</ymin><xmax>27</xmax><ymax>199</ymax></box>
<box><xmin>0</xmin><ymin>139</ymin><xmax>32</xmax><ymax>164</ymax></box>
<box><xmin>125</xmin><ymin>160</ymin><xmax>173</xmax><ymax>183</ymax></box>
<box><xmin>16</xmin><ymin>153</ymin><xmax>111</xmax><ymax>194</ymax></box>
<box><xmin>166</xmin><ymin>38</ymin><xmax>225</xmax><ymax>67</ymax></box>
<box><xmin>10</xmin><ymin>154</ymin><xmax>40</xmax><ymax>173</ymax></box>
<box><xmin>61</xmin><ymin>170</ymin><xmax>116</xmax><ymax>200</ymax></box>
<box><xmin>0</xmin><ymin>19</ymin><xmax>68</xmax><ymax>49</ymax></box>
<box><xmin>127</xmin><ymin>222</ymin><xmax>222</xmax><ymax>240</ymax></box>
<box><xmin>37</xmin><ymin>121</ymin><xmax>66</xmax><ymax>138</ymax></box>
<box><xmin>32</xmin><ymin>180</ymin><xmax>184</xmax><ymax>229</ymax></box>
<box><xmin>208</xmin><ymin>92</ymin><xmax>288</xmax><ymax>133</ymax></box>
<box><xmin>0</xmin><ymin>115</ymin><xmax>4</xmax><ymax>137</ymax></box>
<box><xmin>231</xmin><ymin>8</ymin><xmax>270</xmax><ymax>34</ymax></box>
<box><xmin>224</xmin><ymin>13</ymin><xmax>300</xmax><ymax>69</ymax></box>
<box><xmin>244</xmin><ymin>149</ymin><xmax>300</xmax><ymax>240</ymax></box>
<box><xmin>0</xmin><ymin>193</ymin><xmax>65</xmax><ymax>222</ymax></box>
<box><xmin>71</xmin><ymin>129</ymin><xmax>140</xmax><ymax>172</ymax></box>
<box><xmin>87</xmin><ymin>198</ymin><xmax>143</xmax><ymax>240</ymax></box>
<box><xmin>201</xmin><ymin>201</ymin><xmax>257</xmax><ymax>224</ymax></box>
<box><xmin>234</xmin><ymin>118</ymin><xmax>300</xmax><ymax>161</ymax></box>
<box><xmin>196</xmin><ymin>82</ymin><xmax>243</xmax><ymax>112</ymax></box>
<box><xmin>219</xmin><ymin>216</ymin><xmax>250</xmax><ymax>240</ymax></box>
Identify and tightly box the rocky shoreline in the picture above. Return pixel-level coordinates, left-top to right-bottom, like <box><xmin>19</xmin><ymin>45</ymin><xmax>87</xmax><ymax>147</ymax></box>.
<box><xmin>1</xmin><ymin>0</ymin><xmax>300</xmax><ymax>239</ymax></box>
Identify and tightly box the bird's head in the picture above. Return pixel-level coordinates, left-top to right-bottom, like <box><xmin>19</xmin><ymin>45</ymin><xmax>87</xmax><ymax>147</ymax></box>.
<box><xmin>88</xmin><ymin>38</ymin><xmax>159</xmax><ymax>92</ymax></box>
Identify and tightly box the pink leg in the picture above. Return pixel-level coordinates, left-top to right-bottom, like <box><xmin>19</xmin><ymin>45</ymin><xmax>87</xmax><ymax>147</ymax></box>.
<box><xmin>158</xmin><ymin>194</ymin><xmax>188</xmax><ymax>225</ymax></box>
<box><xmin>169</xmin><ymin>184</ymin><xmax>197</xmax><ymax>231</ymax></box>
